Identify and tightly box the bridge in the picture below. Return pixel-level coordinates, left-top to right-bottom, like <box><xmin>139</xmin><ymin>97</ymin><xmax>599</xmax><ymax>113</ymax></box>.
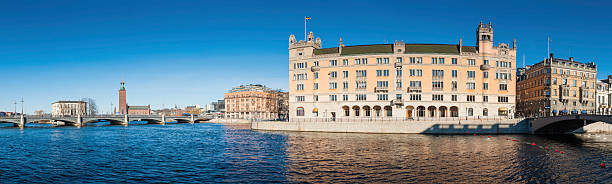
<box><xmin>0</xmin><ymin>114</ymin><xmax>213</xmax><ymax>128</ymax></box>
<box><xmin>528</xmin><ymin>114</ymin><xmax>612</xmax><ymax>134</ymax></box>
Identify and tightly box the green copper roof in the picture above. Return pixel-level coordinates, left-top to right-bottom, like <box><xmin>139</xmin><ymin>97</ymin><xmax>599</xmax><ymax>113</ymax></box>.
<box><xmin>128</xmin><ymin>106</ymin><xmax>149</xmax><ymax>110</ymax></box>
<box><xmin>313</xmin><ymin>44</ymin><xmax>477</xmax><ymax>56</ymax></box>
<box><xmin>120</xmin><ymin>81</ymin><xmax>126</xmax><ymax>91</ymax></box>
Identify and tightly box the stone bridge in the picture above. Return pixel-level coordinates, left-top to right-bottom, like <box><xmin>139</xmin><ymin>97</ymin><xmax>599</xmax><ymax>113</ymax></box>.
<box><xmin>0</xmin><ymin>114</ymin><xmax>213</xmax><ymax>128</ymax></box>
<box><xmin>528</xmin><ymin>114</ymin><xmax>612</xmax><ymax>134</ymax></box>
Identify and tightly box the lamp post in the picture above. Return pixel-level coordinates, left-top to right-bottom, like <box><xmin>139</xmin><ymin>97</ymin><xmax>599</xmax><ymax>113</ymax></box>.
<box><xmin>20</xmin><ymin>97</ymin><xmax>24</xmax><ymax>115</ymax></box>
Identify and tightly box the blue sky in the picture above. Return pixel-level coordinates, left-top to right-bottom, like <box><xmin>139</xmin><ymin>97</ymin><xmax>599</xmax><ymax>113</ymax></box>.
<box><xmin>1</xmin><ymin>0</ymin><xmax>611</xmax><ymax>114</ymax></box>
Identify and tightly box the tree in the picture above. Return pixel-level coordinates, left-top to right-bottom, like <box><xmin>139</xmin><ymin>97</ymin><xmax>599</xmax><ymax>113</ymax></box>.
<box><xmin>81</xmin><ymin>98</ymin><xmax>98</xmax><ymax>115</ymax></box>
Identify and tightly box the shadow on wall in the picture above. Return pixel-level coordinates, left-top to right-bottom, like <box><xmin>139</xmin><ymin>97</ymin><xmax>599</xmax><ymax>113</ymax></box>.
<box><xmin>421</xmin><ymin>120</ymin><xmax>530</xmax><ymax>134</ymax></box>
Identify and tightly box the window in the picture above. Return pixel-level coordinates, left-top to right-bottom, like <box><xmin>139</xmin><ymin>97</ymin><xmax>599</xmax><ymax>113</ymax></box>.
<box><xmin>439</xmin><ymin>58</ymin><xmax>445</xmax><ymax>64</ymax></box>
<box><xmin>313</xmin><ymin>95</ymin><xmax>318</xmax><ymax>101</ymax></box>
<box><xmin>384</xmin><ymin>58</ymin><xmax>389</xmax><ymax>64</ymax></box>
<box><xmin>410</xmin><ymin>94</ymin><xmax>421</xmax><ymax>101</ymax></box>
<box><xmin>313</xmin><ymin>61</ymin><xmax>319</xmax><ymax>66</ymax></box>
<box><xmin>553</xmin><ymin>78</ymin><xmax>557</xmax><ymax>85</ymax></box>
<box><xmin>468</xmin><ymin>59</ymin><xmax>476</xmax><ymax>65</ymax></box>
<box><xmin>356</xmin><ymin>81</ymin><xmax>367</xmax><ymax>89</ymax></box>
<box><xmin>409</xmin><ymin>57</ymin><xmax>422</xmax><ymax>64</ymax></box>
<box><xmin>329</xmin><ymin>60</ymin><xmax>337</xmax><ymax>66</ymax></box>
<box><xmin>343</xmin><ymin>82</ymin><xmax>348</xmax><ymax>89</ymax></box>
<box><xmin>377</xmin><ymin>94</ymin><xmax>389</xmax><ymax>101</ymax></box>
<box><xmin>432</xmin><ymin>81</ymin><xmax>444</xmax><ymax>90</ymax></box>
<box><xmin>484</xmin><ymin>60</ymin><xmax>489</xmax><ymax>65</ymax></box>
<box><xmin>483</xmin><ymin>108</ymin><xmax>488</xmax><ymax>116</ymax></box>
<box><xmin>432</xmin><ymin>94</ymin><xmax>443</xmax><ymax>101</ymax></box>
<box><xmin>573</xmin><ymin>80</ymin><xmax>577</xmax><ymax>87</ymax></box>
<box><xmin>467</xmin><ymin>82</ymin><xmax>476</xmax><ymax>89</ymax></box>
<box><xmin>296</xmin><ymin>96</ymin><xmax>305</xmax><ymax>102</ymax></box>
<box><xmin>451</xmin><ymin>58</ymin><xmax>458</xmax><ymax>65</ymax></box>
<box><xmin>410</xmin><ymin>81</ymin><xmax>422</xmax><ymax>87</ymax></box>
<box><xmin>330</xmin><ymin>71</ymin><xmax>337</xmax><ymax>79</ymax></box>
<box><xmin>314</xmin><ymin>83</ymin><xmax>318</xmax><ymax>90</ymax></box>
<box><xmin>499</xmin><ymin>84</ymin><xmax>508</xmax><ymax>91</ymax></box>
<box><xmin>451</xmin><ymin>95</ymin><xmax>457</xmax><ymax>101</ymax></box>
<box><xmin>483</xmin><ymin>96</ymin><xmax>488</xmax><ymax>102</ymax></box>
<box><xmin>376</xmin><ymin>81</ymin><xmax>389</xmax><ymax>87</ymax></box>
<box><xmin>296</xmin><ymin>107</ymin><xmax>304</xmax><ymax>116</ymax></box>
<box><xmin>483</xmin><ymin>83</ymin><xmax>488</xmax><ymax>90</ymax></box>
<box><xmin>409</xmin><ymin>69</ymin><xmax>423</xmax><ymax>77</ymax></box>
<box><xmin>396</xmin><ymin>69</ymin><xmax>402</xmax><ymax>77</ymax></box>
<box><xmin>483</xmin><ymin>72</ymin><xmax>488</xmax><ymax>78</ymax></box>
<box><xmin>432</xmin><ymin>57</ymin><xmax>438</xmax><ymax>64</ymax></box>
<box><xmin>451</xmin><ymin>81</ymin><xmax>458</xmax><ymax>91</ymax></box>
<box><xmin>342</xmin><ymin>95</ymin><xmax>349</xmax><ymax>101</ymax></box>
<box><xmin>498</xmin><ymin>96</ymin><xmax>509</xmax><ymax>103</ymax></box>
<box><xmin>342</xmin><ymin>59</ymin><xmax>349</xmax><ymax>65</ymax></box>
<box><xmin>297</xmin><ymin>84</ymin><xmax>304</xmax><ymax>90</ymax></box>
<box><xmin>396</xmin><ymin>57</ymin><xmax>403</xmax><ymax>63</ymax></box>
<box><xmin>356</xmin><ymin>70</ymin><xmax>367</xmax><ymax>77</ymax></box>
<box><xmin>329</xmin><ymin>95</ymin><xmax>337</xmax><ymax>101</ymax></box>
<box><xmin>467</xmin><ymin>95</ymin><xmax>475</xmax><ymax>102</ymax></box>
<box><xmin>396</xmin><ymin>94</ymin><xmax>402</xmax><ymax>100</ymax></box>
<box><xmin>432</xmin><ymin>70</ymin><xmax>444</xmax><ymax>78</ymax></box>
<box><xmin>376</xmin><ymin>70</ymin><xmax>390</xmax><ymax>77</ymax></box>
<box><xmin>468</xmin><ymin>108</ymin><xmax>473</xmax><ymax>116</ymax></box>
<box><xmin>356</xmin><ymin>94</ymin><xmax>367</xmax><ymax>101</ymax></box>
<box><xmin>467</xmin><ymin>71</ymin><xmax>476</xmax><ymax>78</ymax></box>
<box><xmin>452</xmin><ymin>70</ymin><xmax>458</xmax><ymax>78</ymax></box>
<box><xmin>396</xmin><ymin>81</ymin><xmax>402</xmax><ymax>89</ymax></box>
<box><xmin>329</xmin><ymin>82</ymin><xmax>337</xmax><ymax>89</ymax></box>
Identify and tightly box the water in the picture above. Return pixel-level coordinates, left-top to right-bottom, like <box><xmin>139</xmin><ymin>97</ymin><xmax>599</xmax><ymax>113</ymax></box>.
<box><xmin>0</xmin><ymin>123</ymin><xmax>610</xmax><ymax>183</ymax></box>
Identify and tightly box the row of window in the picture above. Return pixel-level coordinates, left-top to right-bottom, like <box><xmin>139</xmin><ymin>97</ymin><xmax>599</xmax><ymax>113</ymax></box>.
<box><xmin>303</xmin><ymin>70</ymin><xmax>509</xmax><ymax>80</ymax></box>
<box><xmin>301</xmin><ymin>81</ymin><xmax>509</xmax><ymax>91</ymax></box>
<box><xmin>295</xmin><ymin>94</ymin><xmax>510</xmax><ymax>102</ymax></box>
<box><xmin>300</xmin><ymin>57</ymin><xmax>509</xmax><ymax>67</ymax></box>
<box><xmin>526</xmin><ymin>67</ymin><xmax>596</xmax><ymax>79</ymax></box>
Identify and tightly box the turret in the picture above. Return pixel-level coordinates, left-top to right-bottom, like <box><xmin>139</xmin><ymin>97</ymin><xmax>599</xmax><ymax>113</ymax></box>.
<box><xmin>288</xmin><ymin>31</ymin><xmax>321</xmax><ymax>59</ymax></box>
<box><xmin>393</xmin><ymin>40</ymin><xmax>405</xmax><ymax>54</ymax></box>
<box><xmin>477</xmin><ymin>21</ymin><xmax>494</xmax><ymax>55</ymax></box>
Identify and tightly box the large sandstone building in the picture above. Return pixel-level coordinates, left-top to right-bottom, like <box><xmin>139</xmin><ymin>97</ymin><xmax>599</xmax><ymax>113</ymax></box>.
<box><xmin>516</xmin><ymin>54</ymin><xmax>597</xmax><ymax>117</ymax></box>
<box><xmin>224</xmin><ymin>84</ymin><xmax>287</xmax><ymax>120</ymax></box>
<box><xmin>52</xmin><ymin>101</ymin><xmax>87</xmax><ymax>117</ymax></box>
<box><xmin>288</xmin><ymin>22</ymin><xmax>516</xmax><ymax>119</ymax></box>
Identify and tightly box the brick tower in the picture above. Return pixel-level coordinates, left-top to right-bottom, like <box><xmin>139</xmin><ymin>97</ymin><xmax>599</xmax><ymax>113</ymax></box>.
<box><xmin>119</xmin><ymin>80</ymin><xmax>127</xmax><ymax>114</ymax></box>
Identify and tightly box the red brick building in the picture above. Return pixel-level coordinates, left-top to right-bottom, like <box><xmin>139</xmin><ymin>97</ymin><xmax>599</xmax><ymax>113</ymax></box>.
<box><xmin>118</xmin><ymin>80</ymin><xmax>151</xmax><ymax>115</ymax></box>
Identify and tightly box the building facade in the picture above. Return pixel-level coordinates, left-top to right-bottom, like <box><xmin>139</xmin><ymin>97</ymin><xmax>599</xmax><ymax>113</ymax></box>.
<box><xmin>596</xmin><ymin>76</ymin><xmax>612</xmax><ymax>115</ymax></box>
<box><xmin>516</xmin><ymin>54</ymin><xmax>597</xmax><ymax>117</ymax></box>
<box><xmin>224</xmin><ymin>84</ymin><xmax>281</xmax><ymax>120</ymax></box>
<box><xmin>288</xmin><ymin>22</ymin><xmax>516</xmax><ymax>119</ymax></box>
<box><xmin>118</xmin><ymin>80</ymin><xmax>151</xmax><ymax>115</ymax></box>
<box><xmin>277</xmin><ymin>91</ymin><xmax>289</xmax><ymax>120</ymax></box>
<box><xmin>52</xmin><ymin>101</ymin><xmax>87</xmax><ymax>117</ymax></box>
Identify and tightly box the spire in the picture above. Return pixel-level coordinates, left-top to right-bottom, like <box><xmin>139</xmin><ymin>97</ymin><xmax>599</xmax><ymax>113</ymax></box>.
<box><xmin>339</xmin><ymin>37</ymin><xmax>344</xmax><ymax>55</ymax></box>
<box><xmin>513</xmin><ymin>38</ymin><xmax>517</xmax><ymax>49</ymax></box>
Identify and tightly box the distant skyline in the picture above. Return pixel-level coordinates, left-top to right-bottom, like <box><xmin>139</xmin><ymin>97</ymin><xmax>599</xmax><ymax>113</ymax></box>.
<box><xmin>1</xmin><ymin>0</ymin><xmax>611</xmax><ymax>114</ymax></box>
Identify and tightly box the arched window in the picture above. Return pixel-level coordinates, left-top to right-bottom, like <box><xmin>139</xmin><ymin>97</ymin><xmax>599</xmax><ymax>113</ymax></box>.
<box><xmin>342</xmin><ymin>106</ymin><xmax>350</xmax><ymax>116</ymax></box>
<box><xmin>417</xmin><ymin>106</ymin><xmax>426</xmax><ymax>117</ymax></box>
<box><xmin>483</xmin><ymin>108</ymin><xmax>488</xmax><ymax>116</ymax></box>
<box><xmin>427</xmin><ymin>106</ymin><xmax>436</xmax><ymax>117</ymax></box>
<box><xmin>384</xmin><ymin>106</ymin><xmax>392</xmax><ymax>117</ymax></box>
<box><xmin>352</xmin><ymin>106</ymin><xmax>360</xmax><ymax>116</ymax></box>
<box><xmin>312</xmin><ymin>108</ymin><xmax>318</xmax><ymax>117</ymax></box>
<box><xmin>363</xmin><ymin>106</ymin><xmax>371</xmax><ymax>117</ymax></box>
<box><xmin>296</xmin><ymin>107</ymin><xmax>304</xmax><ymax>116</ymax></box>
<box><xmin>374</xmin><ymin>106</ymin><xmax>382</xmax><ymax>117</ymax></box>
<box><xmin>450</xmin><ymin>106</ymin><xmax>459</xmax><ymax>117</ymax></box>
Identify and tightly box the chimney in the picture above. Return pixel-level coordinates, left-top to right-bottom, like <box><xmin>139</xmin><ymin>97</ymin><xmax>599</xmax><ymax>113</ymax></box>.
<box><xmin>459</xmin><ymin>38</ymin><xmax>462</xmax><ymax>53</ymax></box>
<box><xmin>549</xmin><ymin>53</ymin><xmax>554</xmax><ymax>59</ymax></box>
<box><xmin>608</xmin><ymin>75</ymin><xmax>612</xmax><ymax>80</ymax></box>
<box><xmin>569</xmin><ymin>57</ymin><xmax>574</xmax><ymax>61</ymax></box>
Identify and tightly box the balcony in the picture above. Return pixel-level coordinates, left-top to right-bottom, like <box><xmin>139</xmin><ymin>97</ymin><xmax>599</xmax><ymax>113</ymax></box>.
<box><xmin>407</xmin><ymin>86</ymin><xmax>422</xmax><ymax>93</ymax></box>
<box><xmin>310</xmin><ymin>66</ymin><xmax>320</xmax><ymax>72</ymax></box>
<box><xmin>394</xmin><ymin>62</ymin><xmax>402</xmax><ymax>69</ymax></box>
<box><xmin>375</xmin><ymin>86</ymin><xmax>388</xmax><ymax>93</ymax></box>
<box><xmin>392</xmin><ymin>99</ymin><xmax>404</xmax><ymax>106</ymax></box>
<box><xmin>480</xmin><ymin>64</ymin><xmax>491</xmax><ymax>71</ymax></box>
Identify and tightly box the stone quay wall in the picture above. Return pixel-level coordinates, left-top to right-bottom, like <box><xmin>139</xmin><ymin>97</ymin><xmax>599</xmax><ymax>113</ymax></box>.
<box><xmin>251</xmin><ymin>118</ymin><xmax>529</xmax><ymax>134</ymax></box>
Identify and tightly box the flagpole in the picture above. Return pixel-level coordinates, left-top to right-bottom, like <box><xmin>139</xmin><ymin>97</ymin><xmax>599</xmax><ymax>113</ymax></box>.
<box><xmin>547</xmin><ymin>36</ymin><xmax>550</xmax><ymax>59</ymax></box>
<box><xmin>304</xmin><ymin>16</ymin><xmax>307</xmax><ymax>41</ymax></box>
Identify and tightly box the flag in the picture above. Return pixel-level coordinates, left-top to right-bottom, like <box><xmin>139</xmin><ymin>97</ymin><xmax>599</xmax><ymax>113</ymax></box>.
<box><xmin>305</xmin><ymin>16</ymin><xmax>311</xmax><ymax>20</ymax></box>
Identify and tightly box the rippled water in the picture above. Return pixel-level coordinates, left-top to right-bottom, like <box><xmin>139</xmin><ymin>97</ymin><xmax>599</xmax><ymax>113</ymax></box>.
<box><xmin>0</xmin><ymin>123</ymin><xmax>610</xmax><ymax>183</ymax></box>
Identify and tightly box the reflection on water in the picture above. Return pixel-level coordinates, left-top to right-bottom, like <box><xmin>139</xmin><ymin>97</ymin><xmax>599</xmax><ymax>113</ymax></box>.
<box><xmin>0</xmin><ymin>124</ymin><xmax>610</xmax><ymax>183</ymax></box>
<box><xmin>280</xmin><ymin>132</ymin><xmax>612</xmax><ymax>183</ymax></box>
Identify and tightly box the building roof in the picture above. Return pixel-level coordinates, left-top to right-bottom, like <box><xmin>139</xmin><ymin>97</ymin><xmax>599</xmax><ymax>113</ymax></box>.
<box><xmin>313</xmin><ymin>44</ymin><xmax>477</xmax><ymax>56</ymax></box>
<box><xmin>53</xmin><ymin>101</ymin><xmax>86</xmax><ymax>104</ymax></box>
<box><xmin>128</xmin><ymin>105</ymin><xmax>150</xmax><ymax>110</ymax></box>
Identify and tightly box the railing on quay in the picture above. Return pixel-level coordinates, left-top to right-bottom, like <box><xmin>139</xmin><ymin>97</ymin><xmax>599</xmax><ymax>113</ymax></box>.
<box><xmin>256</xmin><ymin>116</ymin><xmax>517</xmax><ymax>123</ymax></box>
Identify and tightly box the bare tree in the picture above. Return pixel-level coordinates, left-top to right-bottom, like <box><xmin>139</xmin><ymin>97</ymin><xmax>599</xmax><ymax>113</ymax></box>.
<box><xmin>81</xmin><ymin>98</ymin><xmax>98</xmax><ymax>115</ymax></box>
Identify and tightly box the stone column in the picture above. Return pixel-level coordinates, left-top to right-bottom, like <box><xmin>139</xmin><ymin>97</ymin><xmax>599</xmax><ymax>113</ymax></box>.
<box><xmin>190</xmin><ymin>114</ymin><xmax>195</xmax><ymax>123</ymax></box>
<box><xmin>161</xmin><ymin>115</ymin><xmax>166</xmax><ymax>125</ymax></box>
<box><xmin>124</xmin><ymin>114</ymin><xmax>129</xmax><ymax>126</ymax></box>
<box><xmin>76</xmin><ymin>114</ymin><xmax>82</xmax><ymax>127</ymax></box>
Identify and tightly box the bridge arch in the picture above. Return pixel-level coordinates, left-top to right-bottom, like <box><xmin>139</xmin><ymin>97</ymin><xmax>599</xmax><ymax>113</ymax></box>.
<box><xmin>531</xmin><ymin>115</ymin><xmax>612</xmax><ymax>134</ymax></box>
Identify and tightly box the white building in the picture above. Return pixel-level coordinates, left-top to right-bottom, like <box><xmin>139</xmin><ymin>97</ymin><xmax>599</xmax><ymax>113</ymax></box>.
<box><xmin>597</xmin><ymin>77</ymin><xmax>612</xmax><ymax>115</ymax></box>
<box><xmin>52</xmin><ymin>101</ymin><xmax>87</xmax><ymax>117</ymax></box>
